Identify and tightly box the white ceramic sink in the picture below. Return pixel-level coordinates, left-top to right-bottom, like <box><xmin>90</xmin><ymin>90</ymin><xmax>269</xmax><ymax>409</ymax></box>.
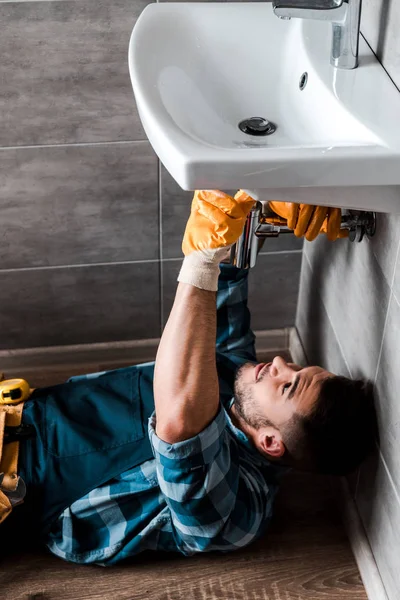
<box><xmin>129</xmin><ymin>3</ymin><xmax>400</xmax><ymax>212</ymax></box>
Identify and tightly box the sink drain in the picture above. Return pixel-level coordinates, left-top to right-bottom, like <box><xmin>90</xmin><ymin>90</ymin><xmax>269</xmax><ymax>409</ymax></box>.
<box><xmin>238</xmin><ymin>117</ymin><xmax>277</xmax><ymax>137</ymax></box>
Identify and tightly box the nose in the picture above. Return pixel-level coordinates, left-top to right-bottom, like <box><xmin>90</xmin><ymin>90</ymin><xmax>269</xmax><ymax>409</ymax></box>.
<box><xmin>270</xmin><ymin>355</ymin><xmax>289</xmax><ymax>376</ymax></box>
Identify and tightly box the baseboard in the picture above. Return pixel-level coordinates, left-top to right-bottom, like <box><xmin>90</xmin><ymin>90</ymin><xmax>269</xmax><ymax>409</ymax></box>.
<box><xmin>338</xmin><ymin>478</ymin><xmax>389</xmax><ymax>600</ymax></box>
<box><xmin>0</xmin><ymin>338</ymin><xmax>161</xmax><ymax>376</ymax></box>
<box><xmin>0</xmin><ymin>328</ymin><xmax>290</xmax><ymax>377</ymax></box>
<box><xmin>254</xmin><ymin>328</ymin><xmax>292</xmax><ymax>355</ymax></box>
<box><xmin>290</xmin><ymin>327</ymin><xmax>388</xmax><ymax>600</ymax></box>
<box><xmin>288</xmin><ymin>326</ymin><xmax>308</xmax><ymax>366</ymax></box>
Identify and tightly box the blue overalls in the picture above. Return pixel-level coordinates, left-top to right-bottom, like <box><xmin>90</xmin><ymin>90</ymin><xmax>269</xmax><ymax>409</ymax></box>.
<box><xmin>17</xmin><ymin>363</ymin><xmax>156</xmax><ymax>536</ymax></box>
<box><xmin>16</xmin><ymin>357</ymin><xmax>243</xmax><ymax>538</ymax></box>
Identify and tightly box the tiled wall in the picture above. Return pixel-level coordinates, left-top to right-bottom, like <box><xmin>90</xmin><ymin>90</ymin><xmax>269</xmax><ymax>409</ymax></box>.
<box><xmin>361</xmin><ymin>0</ymin><xmax>400</xmax><ymax>89</ymax></box>
<box><xmin>296</xmin><ymin>4</ymin><xmax>400</xmax><ymax>596</ymax></box>
<box><xmin>0</xmin><ymin>0</ymin><xmax>301</xmax><ymax>350</ymax></box>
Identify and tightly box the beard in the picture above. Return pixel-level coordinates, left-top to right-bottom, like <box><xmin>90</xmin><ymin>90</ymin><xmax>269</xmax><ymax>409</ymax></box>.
<box><xmin>233</xmin><ymin>364</ymin><xmax>275</xmax><ymax>430</ymax></box>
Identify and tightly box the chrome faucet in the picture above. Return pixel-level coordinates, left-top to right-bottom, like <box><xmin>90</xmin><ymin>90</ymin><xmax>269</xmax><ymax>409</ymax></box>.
<box><xmin>272</xmin><ymin>0</ymin><xmax>362</xmax><ymax>69</ymax></box>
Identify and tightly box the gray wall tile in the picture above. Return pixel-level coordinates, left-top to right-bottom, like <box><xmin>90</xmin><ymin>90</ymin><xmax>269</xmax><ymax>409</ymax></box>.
<box><xmin>273</xmin><ymin>234</ymin><xmax>304</xmax><ymax>254</ymax></box>
<box><xmin>0</xmin><ymin>0</ymin><xmax>149</xmax><ymax>146</ymax></box>
<box><xmin>367</xmin><ymin>211</ymin><xmax>400</xmax><ymax>287</ymax></box>
<box><xmin>304</xmin><ymin>235</ymin><xmax>390</xmax><ymax>380</ymax></box>
<box><xmin>161</xmin><ymin>260</ymin><xmax>181</xmax><ymax>325</ymax></box>
<box><xmin>356</xmin><ymin>450</ymin><xmax>400</xmax><ymax>600</ymax></box>
<box><xmin>374</xmin><ymin>294</ymin><xmax>400</xmax><ymax>494</ymax></box>
<box><xmin>296</xmin><ymin>256</ymin><xmax>350</xmax><ymax>377</ymax></box>
<box><xmin>160</xmin><ymin>167</ymin><xmax>191</xmax><ymax>259</ymax></box>
<box><xmin>0</xmin><ymin>143</ymin><xmax>159</xmax><ymax>268</ymax></box>
<box><xmin>361</xmin><ymin>0</ymin><xmax>400</xmax><ymax>89</ymax></box>
<box><xmin>0</xmin><ymin>262</ymin><xmax>160</xmax><ymax>349</ymax></box>
<box><xmin>161</xmin><ymin>167</ymin><xmax>303</xmax><ymax>259</ymax></box>
<box><xmin>393</xmin><ymin>248</ymin><xmax>400</xmax><ymax>304</ymax></box>
<box><xmin>248</xmin><ymin>253</ymin><xmax>302</xmax><ymax>331</ymax></box>
<box><xmin>159</xmin><ymin>0</ymin><xmax>265</xmax><ymax>2</ymax></box>
<box><xmin>162</xmin><ymin>253</ymin><xmax>301</xmax><ymax>330</ymax></box>
<box><xmin>259</xmin><ymin>237</ymin><xmax>304</xmax><ymax>255</ymax></box>
<box><xmin>259</xmin><ymin>233</ymin><xmax>304</xmax><ymax>255</ymax></box>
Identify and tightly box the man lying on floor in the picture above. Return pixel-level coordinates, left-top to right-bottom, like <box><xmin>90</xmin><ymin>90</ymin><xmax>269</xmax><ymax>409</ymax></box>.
<box><xmin>0</xmin><ymin>191</ymin><xmax>376</xmax><ymax>565</ymax></box>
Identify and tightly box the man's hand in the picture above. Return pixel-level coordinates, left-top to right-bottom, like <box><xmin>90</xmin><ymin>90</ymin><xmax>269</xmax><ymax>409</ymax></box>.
<box><xmin>154</xmin><ymin>190</ymin><xmax>254</xmax><ymax>444</ymax></box>
<box><xmin>178</xmin><ymin>190</ymin><xmax>255</xmax><ymax>291</ymax></box>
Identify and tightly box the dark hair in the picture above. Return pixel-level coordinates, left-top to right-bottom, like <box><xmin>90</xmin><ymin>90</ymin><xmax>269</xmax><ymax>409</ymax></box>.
<box><xmin>284</xmin><ymin>376</ymin><xmax>377</xmax><ymax>476</ymax></box>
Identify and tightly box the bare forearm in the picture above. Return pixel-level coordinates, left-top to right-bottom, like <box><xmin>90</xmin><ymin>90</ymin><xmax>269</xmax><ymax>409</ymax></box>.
<box><xmin>154</xmin><ymin>283</ymin><xmax>219</xmax><ymax>443</ymax></box>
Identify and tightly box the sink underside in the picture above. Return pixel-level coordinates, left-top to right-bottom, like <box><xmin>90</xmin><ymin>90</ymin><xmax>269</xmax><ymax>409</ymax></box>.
<box><xmin>129</xmin><ymin>3</ymin><xmax>400</xmax><ymax>212</ymax></box>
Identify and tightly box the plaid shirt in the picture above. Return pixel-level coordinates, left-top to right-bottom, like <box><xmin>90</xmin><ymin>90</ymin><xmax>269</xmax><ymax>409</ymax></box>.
<box><xmin>46</xmin><ymin>266</ymin><xmax>285</xmax><ymax>565</ymax></box>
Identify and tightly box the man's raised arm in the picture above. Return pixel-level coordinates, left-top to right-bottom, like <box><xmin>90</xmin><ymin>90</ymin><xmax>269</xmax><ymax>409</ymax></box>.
<box><xmin>154</xmin><ymin>190</ymin><xmax>254</xmax><ymax>444</ymax></box>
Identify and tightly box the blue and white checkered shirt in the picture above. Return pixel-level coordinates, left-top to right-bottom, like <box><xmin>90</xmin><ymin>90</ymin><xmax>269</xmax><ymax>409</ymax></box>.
<box><xmin>46</xmin><ymin>266</ymin><xmax>285</xmax><ymax>565</ymax></box>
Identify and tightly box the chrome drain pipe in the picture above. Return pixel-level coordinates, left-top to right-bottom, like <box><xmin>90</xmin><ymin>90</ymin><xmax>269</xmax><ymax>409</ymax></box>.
<box><xmin>230</xmin><ymin>202</ymin><xmax>376</xmax><ymax>269</ymax></box>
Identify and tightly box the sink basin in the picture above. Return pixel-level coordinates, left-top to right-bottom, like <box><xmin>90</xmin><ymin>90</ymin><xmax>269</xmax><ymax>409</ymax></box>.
<box><xmin>129</xmin><ymin>3</ymin><xmax>400</xmax><ymax>212</ymax></box>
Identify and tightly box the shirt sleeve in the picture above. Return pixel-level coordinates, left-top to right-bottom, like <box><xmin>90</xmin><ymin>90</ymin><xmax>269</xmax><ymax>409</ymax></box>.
<box><xmin>216</xmin><ymin>265</ymin><xmax>256</xmax><ymax>363</ymax></box>
<box><xmin>148</xmin><ymin>406</ymin><xmax>276</xmax><ymax>555</ymax></box>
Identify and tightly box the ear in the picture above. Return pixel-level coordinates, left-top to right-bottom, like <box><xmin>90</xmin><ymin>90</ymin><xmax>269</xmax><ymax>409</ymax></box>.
<box><xmin>258</xmin><ymin>427</ymin><xmax>286</xmax><ymax>458</ymax></box>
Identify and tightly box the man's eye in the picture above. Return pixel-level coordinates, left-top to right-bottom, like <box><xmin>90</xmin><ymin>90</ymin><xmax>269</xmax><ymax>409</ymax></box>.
<box><xmin>282</xmin><ymin>383</ymin><xmax>291</xmax><ymax>394</ymax></box>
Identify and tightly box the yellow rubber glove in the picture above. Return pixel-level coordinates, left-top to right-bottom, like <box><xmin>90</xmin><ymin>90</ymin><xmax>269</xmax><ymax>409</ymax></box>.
<box><xmin>268</xmin><ymin>201</ymin><xmax>348</xmax><ymax>241</ymax></box>
<box><xmin>178</xmin><ymin>190</ymin><xmax>255</xmax><ymax>291</ymax></box>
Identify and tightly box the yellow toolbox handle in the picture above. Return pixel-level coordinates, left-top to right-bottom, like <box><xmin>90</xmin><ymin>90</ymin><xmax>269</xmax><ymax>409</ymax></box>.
<box><xmin>0</xmin><ymin>379</ymin><xmax>31</xmax><ymax>405</ymax></box>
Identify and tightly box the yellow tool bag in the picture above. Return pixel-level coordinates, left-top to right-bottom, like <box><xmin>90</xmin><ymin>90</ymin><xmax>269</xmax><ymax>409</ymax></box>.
<box><xmin>0</xmin><ymin>378</ymin><xmax>32</xmax><ymax>525</ymax></box>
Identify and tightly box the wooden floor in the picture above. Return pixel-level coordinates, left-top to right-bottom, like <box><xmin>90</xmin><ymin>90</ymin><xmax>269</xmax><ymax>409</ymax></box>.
<box><xmin>0</xmin><ymin>359</ymin><xmax>367</xmax><ymax>600</ymax></box>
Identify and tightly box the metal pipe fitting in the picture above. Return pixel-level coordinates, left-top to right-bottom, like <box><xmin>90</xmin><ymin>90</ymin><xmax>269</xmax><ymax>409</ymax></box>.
<box><xmin>229</xmin><ymin>202</ymin><xmax>262</xmax><ymax>269</ymax></box>
<box><xmin>230</xmin><ymin>203</ymin><xmax>376</xmax><ymax>269</ymax></box>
